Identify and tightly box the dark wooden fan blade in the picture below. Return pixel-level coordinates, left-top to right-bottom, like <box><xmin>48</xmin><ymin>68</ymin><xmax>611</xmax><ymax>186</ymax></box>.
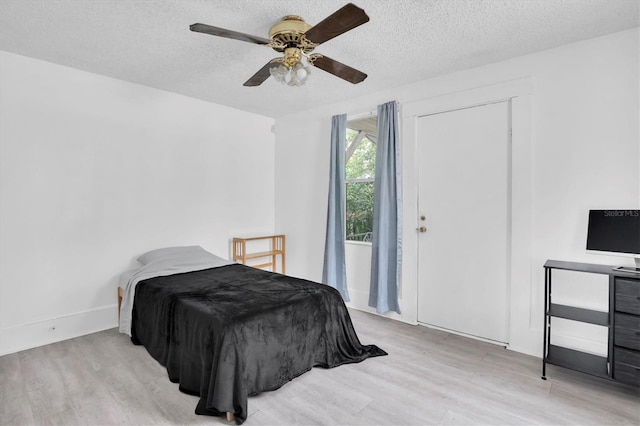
<box><xmin>304</xmin><ymin>3</ymin><xmax>369</xmax><ymax>45</ymax></box>
<box><xmin>312</xmin><ymin>55</ymin><xmax>367</xmax><ymax>84</ymax></box>
<box><xmin>190</xmin><ymin>23</ymin><xmax>271</xmax><ymax>45</ymax></box>
<box><xmin>243</xmin><ymin>61</ymin><xmax>281</xmax><ymax>86</ymax></box>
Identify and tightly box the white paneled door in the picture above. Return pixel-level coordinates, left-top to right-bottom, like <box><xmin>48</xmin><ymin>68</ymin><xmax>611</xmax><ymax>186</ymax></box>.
<box><xmin>417</xmin><ymin>101</ymin><xmax>510</xmax><ymax>343</ymax></box>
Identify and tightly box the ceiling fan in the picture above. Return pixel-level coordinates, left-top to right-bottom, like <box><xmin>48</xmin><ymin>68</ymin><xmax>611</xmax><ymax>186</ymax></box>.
<box><xmin>190</xmin><ymin>3</ymin><xmax>369</xmax><ymax>87</ymax></box>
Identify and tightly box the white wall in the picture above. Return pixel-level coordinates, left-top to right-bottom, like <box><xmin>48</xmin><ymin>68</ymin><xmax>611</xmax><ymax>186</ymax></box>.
<box><xmin>274</xmin><ymin>28</ymin><xmax>639</xmax><ymax>356</ymax></box>
<box><xmin>1</xmin><ymin>28</ymin><xmax>637</xmax><ymax>358</ymax></box>
<box><xmin>0</xmin><ymin>51</ymin><xmax>275</xmax><ymax>355</ymax></box>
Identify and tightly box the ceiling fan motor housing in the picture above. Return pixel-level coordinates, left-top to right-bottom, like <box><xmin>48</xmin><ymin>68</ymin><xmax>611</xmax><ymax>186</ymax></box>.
<box><xmin>268</xmin><ymin>15</ymin><xmax>315</xmax><ymax>53</ymax></box>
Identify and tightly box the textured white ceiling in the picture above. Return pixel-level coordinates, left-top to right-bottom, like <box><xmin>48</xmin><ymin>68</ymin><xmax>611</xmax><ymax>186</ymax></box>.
<box><xmin>1</xmin><ymin>0</ymin><xmax>638</xmax><ymax>118</ymax></box>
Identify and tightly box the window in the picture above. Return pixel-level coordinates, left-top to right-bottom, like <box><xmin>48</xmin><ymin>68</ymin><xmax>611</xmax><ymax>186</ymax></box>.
<box><xmin>345</xmin><ymin>116</ymin><xmax>377</xmax><ymax>242</ymax></box>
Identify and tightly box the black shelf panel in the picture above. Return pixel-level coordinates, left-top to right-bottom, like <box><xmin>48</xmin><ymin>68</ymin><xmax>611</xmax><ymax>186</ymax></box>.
<box><xmin>546</xmin><ymin>345</ymin><xmax>609</xmax><ymax>378</ymax></box>
<box><xmin>544</xmin><ymin>260</ymin><xmax>640</xmax><ymax>279</ymax></box>
<box><xmin>548</xmin><ymin>303</ymin><xmax>609</xmax><ymax>326</ymax></box>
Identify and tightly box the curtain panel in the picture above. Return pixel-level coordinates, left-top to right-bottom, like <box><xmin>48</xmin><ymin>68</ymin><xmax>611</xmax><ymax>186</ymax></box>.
<box><xmin>369</xmin><ymin>101</ymin><xmax>402</xmax><ymax>314</ymax></box>
<box><xmin>322</xmin><ymin>114</ymin><xmax>350</xmax><ymax>301</ymax></box>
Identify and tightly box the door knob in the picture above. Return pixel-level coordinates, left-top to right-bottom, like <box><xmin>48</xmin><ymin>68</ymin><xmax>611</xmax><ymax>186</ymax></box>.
<box><xmin>418</xmin><ymin>226</ymin><xmax>427</xmax><ymax>233</ymax></box>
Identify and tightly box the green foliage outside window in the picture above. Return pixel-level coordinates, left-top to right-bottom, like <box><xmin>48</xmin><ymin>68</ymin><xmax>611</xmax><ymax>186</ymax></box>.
<box><xmin>346</xmin><ymin>128</ymin><xmax>376</xmax><ymax>242</ymax></box>
<box><xmin>346</xmin><ymin>181</ymin><xmax>374</xmax><ymax>241</ymax></box>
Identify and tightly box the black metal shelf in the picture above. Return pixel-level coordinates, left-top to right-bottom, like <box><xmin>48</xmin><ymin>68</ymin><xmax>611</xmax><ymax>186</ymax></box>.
<box><xmin>548</xmin><ymin>303</ymin><xmax>609</xmax><ymax>326</ymax></box>
<box><xmin>543</xmin><ymin>260</ymin><xmax>640</xmax><ymax>386</ymax></box>
<box><xmin>542</xmin><ymin>261</ymin><xmax>616</xmax><ymax>382</ymax></box>
<box><xmin>543</xmin><ymin>260</ymin><xmax>640</xmax><ymax>279</ymax></box>
<box><xmin>545</xmin><ymin>345</ymin><xmax>609</xmax><ymax>379</ymax></box>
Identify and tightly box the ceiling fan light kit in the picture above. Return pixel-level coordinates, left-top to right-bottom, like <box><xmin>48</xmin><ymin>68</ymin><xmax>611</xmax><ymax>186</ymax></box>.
<box><xmin>270</xmin><ymin>59</ymin><xmax>312</xmax><ymax>87</ymax></box>
<box><xmin>190</xmin><ymin>3</ymin><xmax>369</xmax><ymax>87</ymax></box>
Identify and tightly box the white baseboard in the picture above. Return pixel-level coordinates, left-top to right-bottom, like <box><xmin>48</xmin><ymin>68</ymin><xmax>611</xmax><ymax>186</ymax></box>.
<box><xmin>551</xmin><ymin>332</ymin><xmax>608</xmax><ymax>357</ymax></box>
<box><xmin>346</xmin><ymin>287</ymin><xmax>413</xmax><ymax>324</ymax></box>
<box><xmin>508</xmin><ymin>338</ymin><xmax>541</xmax><ymax>358</ymax></box>
<box><xmin>0</xmin><ymin>304</ymin><xmax>118</xmax><ymax>356</ymax></box>
<box><xmin>1</xmin><ymin>300</ymin><xmax>601</xmax><ymax>361</ymax></box>
<box><xmin>349</xmin><ymin>284</ymin><xmax>604</xmax><ymax>360</ymax></box>
<box><xmin>418</xmin><ymin>322</ymin><xmax>508</xmax><ymax>346</ymax></box>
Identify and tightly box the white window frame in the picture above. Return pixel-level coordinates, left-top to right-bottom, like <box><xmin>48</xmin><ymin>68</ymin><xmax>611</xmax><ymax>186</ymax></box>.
<box><xmin>345</xmin><ymin>114</ymin><xmax>377</xmax><ymax>244</ymax></box>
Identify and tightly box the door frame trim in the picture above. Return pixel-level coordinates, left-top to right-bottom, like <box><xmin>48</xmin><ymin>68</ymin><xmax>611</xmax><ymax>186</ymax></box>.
<box><xmin>400</xmin><ymin>78</ymin><xmax>533</xmax><ymax>351</ymax></box>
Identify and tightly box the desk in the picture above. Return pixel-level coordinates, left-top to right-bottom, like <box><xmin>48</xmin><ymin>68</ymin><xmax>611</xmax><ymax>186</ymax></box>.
<box><xmin>542</xmin><ymin>260</ymin><xmax>639</xmax><ymax>387</ymax></box>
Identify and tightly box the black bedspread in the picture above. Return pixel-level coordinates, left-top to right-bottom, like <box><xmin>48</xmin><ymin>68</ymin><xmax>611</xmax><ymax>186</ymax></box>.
<box><xmin>131</xmin><ymin>263</ymin><xmax>386</xmax><ymax>424</ymax></box>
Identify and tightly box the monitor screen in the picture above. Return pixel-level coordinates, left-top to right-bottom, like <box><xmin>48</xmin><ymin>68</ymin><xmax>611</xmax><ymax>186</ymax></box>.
<box><xmin>586</xmin><ymin>210</ymin><xmax>640</xmax><ymax>255</ymax></box>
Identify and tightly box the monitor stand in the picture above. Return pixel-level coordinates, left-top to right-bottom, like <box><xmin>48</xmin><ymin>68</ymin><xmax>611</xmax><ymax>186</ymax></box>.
<box><xmin>614</xmin><ymin>257</ymin><xmax>640</xmax><ymax>274</ymax></box>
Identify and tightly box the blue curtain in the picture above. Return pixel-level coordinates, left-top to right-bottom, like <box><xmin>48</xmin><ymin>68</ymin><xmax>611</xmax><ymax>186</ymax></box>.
<box><xmin>322</xmin><ymin>114</ymin><xmax>350</xmax><ymax>301</ymax></box>
<box><xmin>369</xmin><ymin>101</ymin><xmax>402</xmax><ymax>314</ymax></box>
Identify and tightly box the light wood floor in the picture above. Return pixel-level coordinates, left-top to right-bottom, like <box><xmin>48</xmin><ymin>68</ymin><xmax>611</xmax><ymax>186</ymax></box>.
<box><xmin>1</xmin><ymin>309</ymin><xmax>638</xmax><ymax>425</ymax></box>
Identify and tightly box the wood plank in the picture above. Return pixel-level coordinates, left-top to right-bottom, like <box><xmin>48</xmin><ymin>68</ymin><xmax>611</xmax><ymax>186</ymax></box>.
<box><xmin>18</xmin><ymin>345</ymin><xmax>73</xmax><ymax>423</ymax></box>
<box><xmin>0</xmin><ymin>353</ymin><xmax>35</xmax><ymax>425</ymax></box>
<box><xmin>1</xmin><ymin>310</ymin><xmax>638</xmax><ymax>425</ymax></box>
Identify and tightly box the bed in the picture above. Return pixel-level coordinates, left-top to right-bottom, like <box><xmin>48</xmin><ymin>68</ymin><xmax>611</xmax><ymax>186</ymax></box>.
<box><xmin>118</xmin><ymin>246</ymin><xmax>386</xmax><ymax>424</ymax></box>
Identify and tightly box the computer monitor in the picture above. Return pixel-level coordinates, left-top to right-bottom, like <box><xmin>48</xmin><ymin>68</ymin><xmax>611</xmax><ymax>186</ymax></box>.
<box><xmin>586</xmin><ymin>209</ymin><xmax>640</xmax><ymax>273</ymax></box>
